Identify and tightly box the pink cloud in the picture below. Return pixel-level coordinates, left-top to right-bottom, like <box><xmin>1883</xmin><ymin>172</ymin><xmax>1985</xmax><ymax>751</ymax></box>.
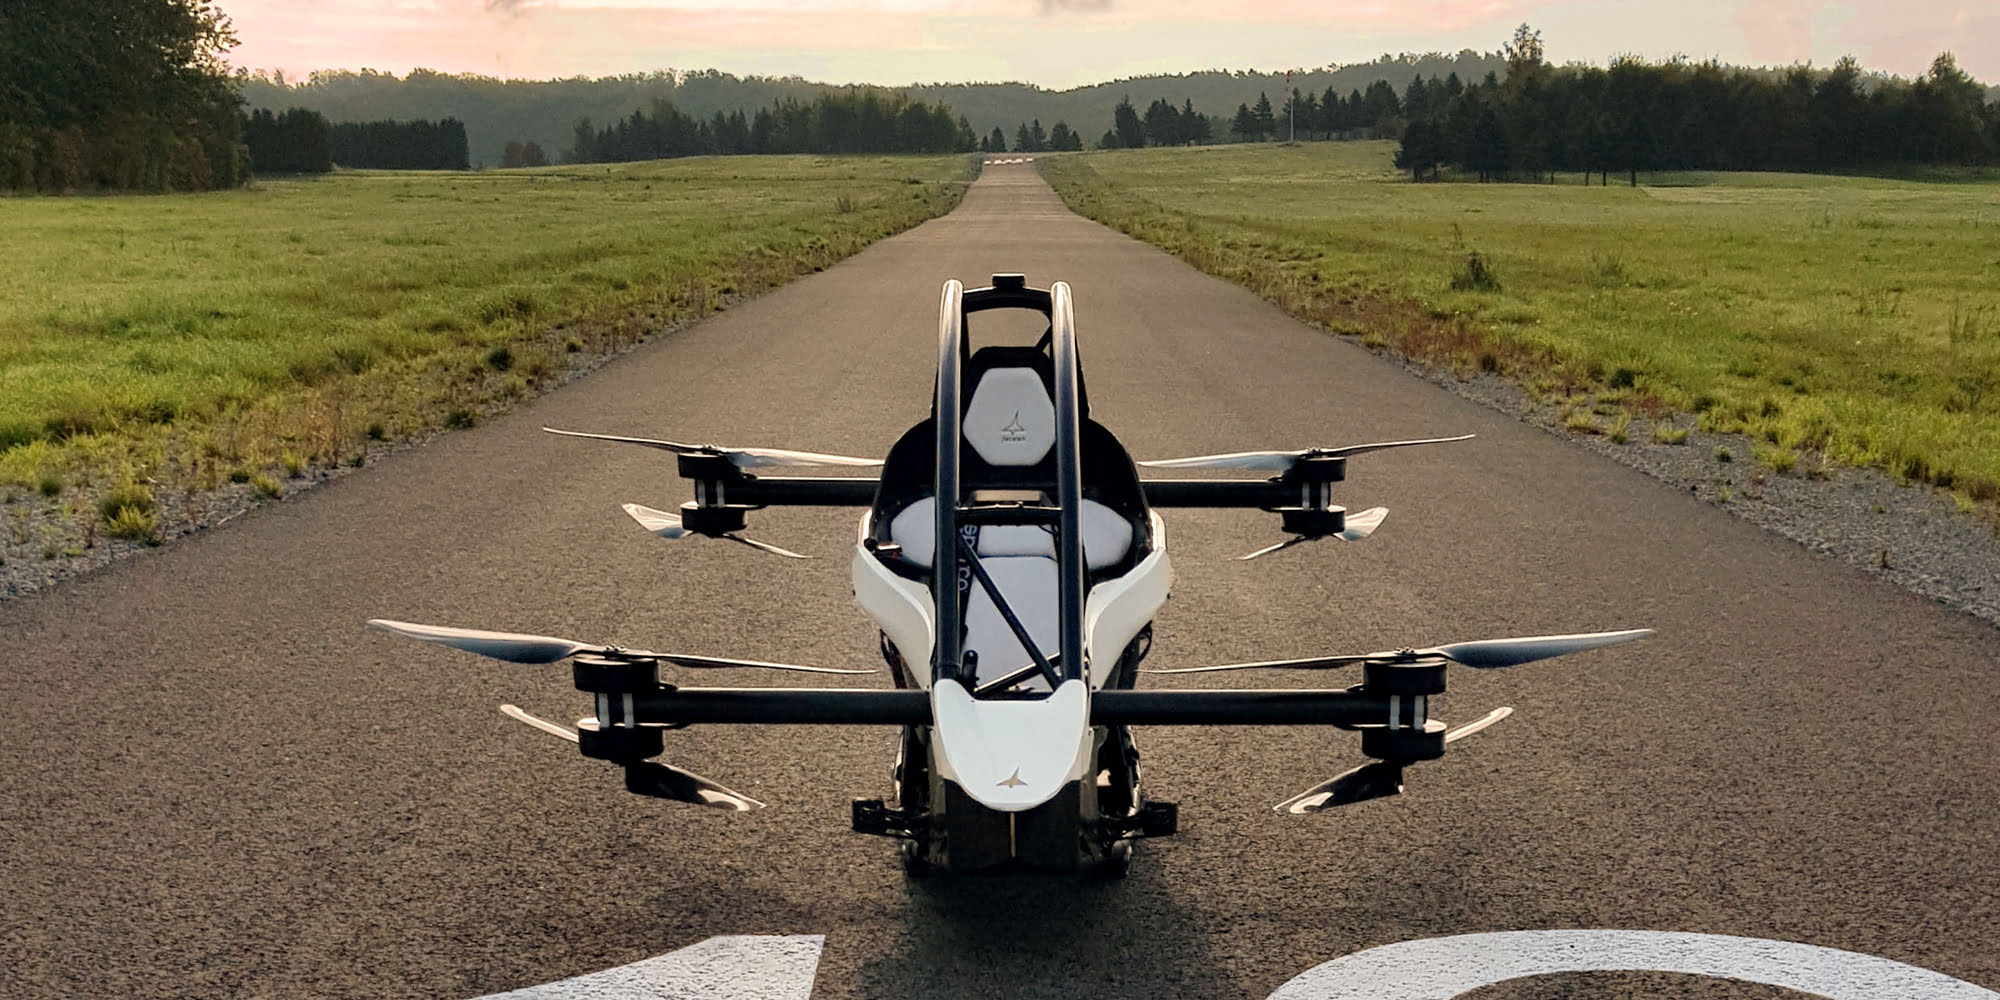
<box><xmin>1732</xmin><ymin>0</ymin><xmax>1819</xmax><ymax>64</ymax></box>
<box><xmin>226</xmin><ymin>0</ymin><xmax>926</xmax><ymax>79</ymax></box>
<box><xmin>1830</xmin><ymin>1</ymin><xmax>2000</xmax><ymax>79</ymax></box>
<box><xmin>218</xmin><ymin>0</ymin><xmax>1998</xmax><ymax>87</ymax></box>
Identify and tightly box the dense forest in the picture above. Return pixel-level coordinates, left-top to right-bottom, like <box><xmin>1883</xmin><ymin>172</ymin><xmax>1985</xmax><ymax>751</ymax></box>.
<box><xmin>0</xmin><ymin>0</ymin><xmax>246</xmax><ymax>192</ymax></box>
<box><xmin>329</xmin><ymin>119</ymin><xmax>470</xmax><ymax>170</ymax></box>
<box><xmin>988</xmin><ymin>119</ymin><xmax>1087</xmax><ymax>153</ymax></box>
<box><xmin>242</xmin><ymin>107</ymin><xmax>329</xmax><ymax>173</ymax></box>
<box><xmin>1394</xmin><ymin>28</ymin><xmax>2000</xmax><ymax>181</ymax></box>
<box><xmin>243</xmin><ymin>109</ymin><xmax>472</xmax><ymax>173</ymax></box>
<box><xmin>571</xmin><ymin>90</ymin><xmax>972</xmax><ymax>162</ymax></box>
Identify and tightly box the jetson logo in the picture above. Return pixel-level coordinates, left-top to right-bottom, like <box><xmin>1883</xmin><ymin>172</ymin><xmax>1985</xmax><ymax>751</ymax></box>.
<box><xmin>999</xmin><ymin>412</ymin><xmax>1029</xmax><ymax>443</ymax></box>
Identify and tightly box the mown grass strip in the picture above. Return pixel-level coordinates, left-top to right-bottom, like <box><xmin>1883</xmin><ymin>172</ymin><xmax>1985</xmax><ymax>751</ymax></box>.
<box><xmin>1041</xmin><ymin>143</ymin><xmax>2000</xmax><ymax>510</ymax></box>
<box><xmin>0</xmin><ymin>154</ymin><xmax>972</xmax><ymax>544</ymax></box>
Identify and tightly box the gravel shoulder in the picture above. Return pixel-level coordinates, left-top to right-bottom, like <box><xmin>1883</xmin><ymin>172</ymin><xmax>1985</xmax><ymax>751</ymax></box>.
<box><xmin>1390</xmin><ymin>348</ymin><xmax>2000</xmax><ymax>631</ymax></box>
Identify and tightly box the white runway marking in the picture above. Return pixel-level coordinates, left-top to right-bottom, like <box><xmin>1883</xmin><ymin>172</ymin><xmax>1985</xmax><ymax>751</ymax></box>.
<box><xmin>1268</xmin><ymin>930</ymin><xmax>2000</xmax><ymax>999</ymax></box>
<box><xmin>476</xmin><ymin>934</ymin><xmax>824</xmax><ymax>999</ymax></box>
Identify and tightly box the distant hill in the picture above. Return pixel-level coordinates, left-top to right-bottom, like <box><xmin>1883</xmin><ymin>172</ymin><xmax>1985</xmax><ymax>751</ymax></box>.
<box><xmin>240</xmin><ymin>53</ymin><xmax>1509</xmax><ymax>168</ymax></box>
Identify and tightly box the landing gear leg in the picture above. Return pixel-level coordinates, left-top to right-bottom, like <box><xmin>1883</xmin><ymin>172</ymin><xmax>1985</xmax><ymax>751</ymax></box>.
<box><xmin>892</xmin><ymin>726</ymin><xmax>943</xmax><ymax>876</ymax></box>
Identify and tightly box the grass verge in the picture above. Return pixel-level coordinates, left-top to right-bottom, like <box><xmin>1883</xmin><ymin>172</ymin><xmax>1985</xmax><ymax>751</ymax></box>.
<box><xmin>1040</xmin><ymin>143</ymin><xmax>2000</xmax><ymax>513</ymax></box>
<box><xmin>0</xmin><ymin>154</ymin><xmax>972</xmax><ymax>558</ymax></box>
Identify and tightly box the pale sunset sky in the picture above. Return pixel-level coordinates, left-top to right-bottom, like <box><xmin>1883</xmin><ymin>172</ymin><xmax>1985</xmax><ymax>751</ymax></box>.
<box><xmin>222</xmin><ymin>0</ymin><xmax>1997</xmax><ymax>89</ymax></box>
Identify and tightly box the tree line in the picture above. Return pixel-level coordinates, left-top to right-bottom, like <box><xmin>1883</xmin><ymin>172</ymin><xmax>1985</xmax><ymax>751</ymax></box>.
<box><xmin>0</xmin><ymin>0</ymin><xmax>245</xmax><ymax>192</ymax></box>
<box><xmin>500</xmin><ymin>141</ymin><xmax>550</xmax><ymax>168</ymax></box>
<box><xmin>982</xmin><ymin>120</ymin><xmax>1085</xmax><ymax>153</ymax></box>
<box><xmin>242</xmin><ymin>108</ymin><xmax>469</xmax><ymax>172</ymax></box>
<box><xmin>328</xmin><ymin>119</ymin><xmax>469</xmax><ymax>170</ymax></box>
<box><xmin>1080</xmin><ymin>85</ymin><xmax>1410</xmax><ymax>150</ymax></box>
<box><xmin>1396</xmin><ymin>26</ymin><xmax>1999</xmax><ymax>182</ymax></box>
<box><xmin>241</xmin><ymin>57</ymin><xmax>1514</xmax><ymax>170</ymax></box>
<box><xmin>242</xmin><ymin>108</ymin><xmax>329</xmax><ymax>173</ymax></box>
<box><xmin>1097</xmin><ymin>97</ymin><xmax>1214</xmax><ymax>148</ymax></box>
<box><xmin>571</xmin><ymin>90</ymin><xmax>974</xmax><ymax>163</ymax></box>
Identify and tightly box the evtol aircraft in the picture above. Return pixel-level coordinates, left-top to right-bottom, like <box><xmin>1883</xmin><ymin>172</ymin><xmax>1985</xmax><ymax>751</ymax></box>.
<box><xmin>372</xmin><ymin>275</ymin><xmax>1652</xmax><ymax>876</ymax></box>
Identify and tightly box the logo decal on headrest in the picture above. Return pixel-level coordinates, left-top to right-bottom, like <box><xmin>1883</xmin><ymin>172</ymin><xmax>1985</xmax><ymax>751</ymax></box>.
<box><xmin>999</xmin><ymin>411</ymin><xmax>1029</xmax><ymax>443</ymax></box>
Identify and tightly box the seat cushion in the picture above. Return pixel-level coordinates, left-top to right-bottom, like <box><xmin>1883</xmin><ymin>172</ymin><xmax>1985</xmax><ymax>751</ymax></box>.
<box><xmin>962</xmin><ymin>555</ymin><xmax>1059</xmax><ymax>691</ymax></box>
<box><xmin>887</xmin><ymin>497</ymin><xmax>1134</xmax><ymax>571</ymax></box>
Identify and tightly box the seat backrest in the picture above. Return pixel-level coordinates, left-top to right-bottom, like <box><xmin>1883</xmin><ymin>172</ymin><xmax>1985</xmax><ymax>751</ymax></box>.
<box><xmin>962</xmin><ymin>366</ymin><xmax>1055</xmax><ymax>467</ymax></box>
<box><xmin>863</xmin><ymin>342</ymin><xmax>1147</xmax><ymax>582</ymax></box>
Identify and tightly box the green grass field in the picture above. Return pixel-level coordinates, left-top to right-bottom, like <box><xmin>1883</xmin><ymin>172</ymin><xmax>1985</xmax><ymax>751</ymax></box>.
<box><xmin>1043</xmin><ymin>142</ymin><xmax>2000</xmax><ymax>506</ymax></box>
<box><xmin>0</xmin><ymin>155</ymin><xmax>970</xmax><ymax>538</ymax></box>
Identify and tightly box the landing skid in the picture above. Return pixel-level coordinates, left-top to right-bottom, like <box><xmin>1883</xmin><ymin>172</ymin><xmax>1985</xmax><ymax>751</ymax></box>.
<box><xmin>852</xmin><ymin>722</ymin><xmax>1176</xmax><ymax>877</ymax></box>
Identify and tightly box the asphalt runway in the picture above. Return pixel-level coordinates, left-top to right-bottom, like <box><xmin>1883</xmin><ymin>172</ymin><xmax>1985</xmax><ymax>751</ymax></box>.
<box><xmin>3</xmin><ymin>162</ymin><xmax>1997</xmax><ymax>999</ymax></box>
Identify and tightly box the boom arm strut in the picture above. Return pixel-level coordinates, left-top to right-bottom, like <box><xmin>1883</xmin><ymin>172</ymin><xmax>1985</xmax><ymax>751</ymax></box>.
<box><xmin>626</xmin><ymin>687</ymin><xmax>1397</xmax><ymax>727</ymax></box>
<box><xmin>666</xmin><ymin>476</ymin><xmax>1347</xmax><ymax>509</ymax></box>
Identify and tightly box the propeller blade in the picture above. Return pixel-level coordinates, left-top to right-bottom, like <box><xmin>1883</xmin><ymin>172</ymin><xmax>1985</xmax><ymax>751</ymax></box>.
<box><xmin>368</xmin><ymin>619</ymin><xmax>614</xmax><ymax>664</ymax></box>
<box><xmin>1317</xmin><ymin>433</ymin><xmax>1476</xmax><ymax>458</ymax></box>
<box><xmin>1426</xmin><ymin>629</ymin><xmax>1654</xmax><ymax>668</ymax></box>
<box><xmin>728</xmin><ymin>447</ymin><xmax>882</xmax><ymax>469</ymax></box>
<box><xmin>623</xmin><ymin>504</ymin><xmax>807</xmax><ymax>558</ymax></box>
<box><xmin>547</xmin><ymin>427</ymin><xmax>878</xmax><ymax>469</ymax></box>
<box><xmin>624</xmin><ymin>760</ymin><xmax>765</xmax><ymax>811</ymax></box>
<box><xmin>1146</xmin><ymin>652</ymin><xmax>1373</xmax><ymax>675</ymax></box>
<box><xmin>1234</xmin><ymin>506</ymin><xmax>1389</xmax><ymax>559</ymax></box>
<box><xmin>723</xmin><ymin>533</ymin><xmax>810</xmax><ymax>559</ymax></box>
<box><xmin>1147</xmin><ymin>629</ymin><xmax>1649</xmax><ymax>675</ymax></box>
<box><xmin>659</xmin><ymin>653</ymin><xmax>873</xmax><ymax>675</ymax></box>
<box><xmin>501</xmin><ymin>703</ymin><xmax>581</xmax><ymax>743</ymax></box>
<box><xmin>1338</xmin><ymin>506</ymin><xmax>1388</xmax><ymax>540</ymax></box>
<box><xmin>1237</xmin><ymin>535</ymin><xmax>1318</xmax><ymax>560</ymax></box>
<box><xmin>623</xmin><ymin>503</ymin><xmax>689</xmax><ymax>539</ymax></box>
<box><xmin>1444</xmin><ymin>706</ymin><xmax>1514</xmax><ymax>743</ymax></box>
<box><xmin>1276</xmin><ymin>707</ymin><xmax>1512</xmax><ymax>815</ymax></box>
<box><xmin>545</xmin><ymin>426</ymin><xmax>702</xmax><ymax>453</ymax></box>
<box><xmin>1275</xmin><ymin>761</ymin><xmax>1405</xmax><ymax>814</ymax></box>
<box><xmin>1140</xmin><ymin>434</ymin><xmax>1474</xmax><ymax>471</ymax></box>
<box><xmin>1141</xmin><ymin>450</ymin><xmax>1306</xmax><ymax>471</ymax></box>
<box><xmin>535</xmin><ymin>715</ymin><xmax>762</xmax><ymax>810</ymax></box>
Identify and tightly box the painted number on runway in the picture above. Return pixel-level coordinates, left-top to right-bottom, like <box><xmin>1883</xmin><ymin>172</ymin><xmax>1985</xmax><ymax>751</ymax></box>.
<box><xmin>1268</xmin><ymin>930</ymin><xmax>2000</xmax><ymax>999</ymax></box>
<box><xmin>476</xmin><ymin>935</ymin><xmax>823</xmax><ymax>999</ymax></box>
<box><xmin>470</xmin><ymin>929</ymin><xmax>1998</xmax><ymax>998</ymax></box>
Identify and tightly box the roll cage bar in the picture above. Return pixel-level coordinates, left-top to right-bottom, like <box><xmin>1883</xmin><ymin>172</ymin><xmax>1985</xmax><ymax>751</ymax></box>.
<box><xmin>931</xmin><ymin>276</ymin><xmax>1088</xmax><ymax>691</ymax></box>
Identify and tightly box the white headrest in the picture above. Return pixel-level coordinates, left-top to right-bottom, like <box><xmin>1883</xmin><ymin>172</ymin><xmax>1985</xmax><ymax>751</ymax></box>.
<box><xmin>963</xmin><ymin>368</ymin><xmax>1055</xmax><ymax>466</ymax></box>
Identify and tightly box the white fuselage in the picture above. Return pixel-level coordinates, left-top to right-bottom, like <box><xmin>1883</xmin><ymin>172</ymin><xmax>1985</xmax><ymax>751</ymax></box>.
<box><xmin>850</xmin><ymin>511</ymin><xmax>1171</xmax><ymax>811</ymax></box>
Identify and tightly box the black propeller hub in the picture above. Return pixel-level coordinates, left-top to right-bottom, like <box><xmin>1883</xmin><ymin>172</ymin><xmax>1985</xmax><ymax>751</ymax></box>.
<box><xmin>574</xmin><ymin>654</ymin><xmax>661</xmax><ymax>690</ymax></box>
<box><xmin>580</xmin><ymin>724</ymin><xmax>665</xmax><ymax>763</ymax></box>
<box><xmin>1362</xmin><ymin>657</ymin><xmax>1447</xmax><ymax>695</ymax></box>
<box><xmin>575</xmin><ymin>655</ymin><xmax>670</xmax><ymax>762</ymax></box>
<box><xmin>1283</xmin><ymin>454</ymin><xmax>1347</xmax><ymax>483</ymax></box>
<box><xmin>1359</xmin><ymin>657</ymin><xmax>1448</xmax><ymax>762</ymax></box>
<box><xmin>1278</xmin><ymin>507</ymin><xmax>1345</xmax><ymax>537</ymax></box>
<box><xmin>1361</xmin><ymin>722</ymin><xmax>1446</xmax><ymax>762</ymax></box>
<box><xmin>679</xmin><ymin>502</ymin><xmax>748</xmax><ymax>535</ymax></box>
<box><xmin>675</xmin><ymin>452</ymin><xmax>743</xmax><ymax>482</ymax></box>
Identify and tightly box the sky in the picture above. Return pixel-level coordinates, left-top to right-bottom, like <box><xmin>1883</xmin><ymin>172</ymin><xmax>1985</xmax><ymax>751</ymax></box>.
<box><xmin>221</xmin><ymin>0</ymin><xmax>1998</xmax><ymax>90</ymax></box>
